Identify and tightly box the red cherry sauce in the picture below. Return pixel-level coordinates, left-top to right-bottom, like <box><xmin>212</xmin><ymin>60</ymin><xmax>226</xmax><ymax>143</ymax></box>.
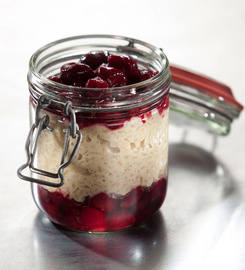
<box><xmin>74</xmin><ymin>94</ymin><xmax>169</xmax><ymax>130</ymax></box>
<box><xmin>37</xmin><ymin>177</ymin><xmax>167</xmax><ymax>232</ymax></box>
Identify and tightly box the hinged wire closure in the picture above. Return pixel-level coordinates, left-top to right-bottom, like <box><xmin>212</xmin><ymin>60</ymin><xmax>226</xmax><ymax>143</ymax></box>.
<box><xmin>17</xmin><ymin>95</ymin><xmax>82</xmax><ymax>187</ymax></box>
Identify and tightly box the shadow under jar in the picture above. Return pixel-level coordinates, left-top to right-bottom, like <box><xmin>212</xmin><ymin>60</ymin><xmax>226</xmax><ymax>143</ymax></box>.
<box><xmin>23</xmin><ymin>35</ymin><xmax>171</xmax><ymax>232</ymax></box>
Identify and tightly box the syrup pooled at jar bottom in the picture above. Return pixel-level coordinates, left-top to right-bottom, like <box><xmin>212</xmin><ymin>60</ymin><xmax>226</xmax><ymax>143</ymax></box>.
<box><xmin>35</xmin><ymin>96</ymin><xmax>169</xmax><ymax>232</ymax></box>
<box><xmin>37</xmin><ymin>178</ymin><xmax>167</xmax><ymax>232</ymax></box>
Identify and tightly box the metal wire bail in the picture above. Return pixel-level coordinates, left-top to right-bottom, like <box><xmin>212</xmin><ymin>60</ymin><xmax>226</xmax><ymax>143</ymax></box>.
<box><xmin>17</xmin><ymin>95</ymin><xmax>82</xmax><ymax>187</ymax></box>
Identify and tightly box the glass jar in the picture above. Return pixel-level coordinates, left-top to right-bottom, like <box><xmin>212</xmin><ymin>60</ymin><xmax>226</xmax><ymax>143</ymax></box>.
<box><xmin>18</xmin><ymin>35</ymin><xmax>171</xmax><ymax>232</ymax></box>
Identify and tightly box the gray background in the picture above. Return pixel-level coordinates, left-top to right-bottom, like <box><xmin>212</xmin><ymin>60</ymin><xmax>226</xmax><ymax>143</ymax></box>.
<box><xmin>1</xmin><ymin>0</ymin><xmax>245</xmax><ymax>269</ymax></box>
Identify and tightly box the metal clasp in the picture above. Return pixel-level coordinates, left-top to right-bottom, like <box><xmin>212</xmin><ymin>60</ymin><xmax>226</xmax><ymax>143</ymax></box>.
<box><xmin>17</xmin><ymin>95</ymin><xmax>82</xmax><ymax>187</ymax></box>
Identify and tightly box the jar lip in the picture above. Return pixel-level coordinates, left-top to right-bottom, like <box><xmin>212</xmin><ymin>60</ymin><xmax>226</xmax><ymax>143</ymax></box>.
<box><xmin>29</xmin><ymin>34</ymin><xmax>170</xmax><ymax>96</ymax></box>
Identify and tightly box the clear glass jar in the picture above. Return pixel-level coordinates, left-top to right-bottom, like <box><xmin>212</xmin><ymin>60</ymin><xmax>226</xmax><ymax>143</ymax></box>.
<box><xmin>19</xmin><ymin>35</ymin><xmax>171</xmax><ymax>232</ymax></box>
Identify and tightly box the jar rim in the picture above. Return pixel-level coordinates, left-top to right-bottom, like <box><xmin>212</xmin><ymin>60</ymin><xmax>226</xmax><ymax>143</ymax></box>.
<box><xmin>28</xmin><ymin>34</ymin><xmax>171</xmax><ymax>109</ymax></box>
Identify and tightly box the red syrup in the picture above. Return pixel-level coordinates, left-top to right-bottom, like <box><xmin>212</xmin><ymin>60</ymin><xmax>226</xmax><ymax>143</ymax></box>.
<box><xmin>75</xmin><ymin>94</ymin><xmax>169</xmax><ymax>130</ymax></box>
<box><xmin>30</xmin><ymin>91</ymin><xmax>169</xmax><ymax>131</ymax></box>
<box><xmin>37</xmin><ymin>177</ymin><xmax>167</xmax><ymax>232</ymax></box>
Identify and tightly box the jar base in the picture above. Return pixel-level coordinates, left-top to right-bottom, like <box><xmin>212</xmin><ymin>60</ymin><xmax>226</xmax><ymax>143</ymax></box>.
<box><xmin>32</xmin><ymin>178</ymin><xmax>167</xmax><ymax>232</ymax></box>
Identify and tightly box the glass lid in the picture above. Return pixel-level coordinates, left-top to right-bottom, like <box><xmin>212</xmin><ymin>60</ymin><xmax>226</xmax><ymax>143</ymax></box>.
<box><xmin>169</xmin><ymin>65</ymin><xmax>243</xmax><ymax>135</ymax></box>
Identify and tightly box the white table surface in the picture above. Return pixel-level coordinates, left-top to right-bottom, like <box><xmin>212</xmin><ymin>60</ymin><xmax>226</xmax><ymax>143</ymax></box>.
<box><xmin>1</xmin><ymin>0</ymin><xmax>245</xmax><ymax>269</ymax></box>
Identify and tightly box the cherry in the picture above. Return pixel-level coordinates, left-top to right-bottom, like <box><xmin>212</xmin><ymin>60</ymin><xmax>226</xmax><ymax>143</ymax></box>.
<box><xmin>120</xmin><ymin>186</ymin><xmax>143</xmax><ymax>208</ymax></box>
<box><xmin>85</xmin><ymin>77</ymin><xmax>109</xmax><ymax>88</ymax></box>
<box><xmin>139</xmin><ymin>69</ymin><xmax>155</xmax><ymax>81</ymax></box>
<box><xmin>80</xmin><ymin>51</ymin><xmax>109</xmax><ymax>70</ymax></box>
<box><xmin>60</xmin><ymin>62</ymin><xmax>95</xmax><ymax>86</ymax></box>
<box><xmin>48</xmin><ymin>75</ymin><xmax>62</xmax><ymax>83</ymax></box>
<box><xmin>80</xmin><ymin>207</ymin><xmax>106</xmax><ymax>231</ymax></box>
<box><xmin>107</xmin><ymin>209</ymin><xmax>135</xmax><ymax>230</ymax></box>
<box><xmin>137</xmin><ymin>192</ymin><xmax>151</xmax><ymax>210</ymax></box>
<box><xmin>91</xmin><ymin>192</ymin><xmax>117</xmax><ymax>212</ymax></box>
<box><xmin>151</xmin><ymin>178</ymin><xmax>167</xmax><ymax>205</ymax></box>
<box><xmin>47</xmin><ymin>51</ymin><xmax>158</xmax><ymax>89</ymax></box>
<box><xmin>108</xmin><ymin>54</ymin><xmax>139</xmax><ymax>81</ymax></box>
<box><xmin>95</xmin><ymin>64</ymin><xmax>127</xmax><ymax>87</ymax></box>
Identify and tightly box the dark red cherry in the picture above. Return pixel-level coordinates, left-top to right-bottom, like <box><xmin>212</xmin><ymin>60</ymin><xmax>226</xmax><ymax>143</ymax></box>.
<box><xmin>137</xmin><ymin>192</ymin><xmax>151</xmax><ymax>210</ymax></box>
<box><xmin>85</xmin><ymin>77</ymin><xmax>109</xmax><ymax>88</ymax></box>
<box><xmin>91</xmin><ymin>192</ymin><xmax>117</xmax><ymax>212</ymax></box>
<box><xmin>151</xmin><ymin>178</ymin><xmax>167</xmax><ymax>204</ymax></box>
<box><xmin>108</xmin><ymin>54</ymin><xmax>139</xmax><ymax>81</ymax></box>
<box><xmin>96</xmin><ymin>64</ymin><xmax>127</xmax><ymax>87</ymax></box>
<box><xmin>48</xmin><ymin>75</ymin><xmax>62</xmax><ymax>83</ymax></box>
<box><xmin>80</xmin><ymin>207</ymin><xmax>106</xmax><ymax>231</ymax></box>
<box><xmin>120</xmin><ymin>187</ymin><xmax>143</xmax><ymax>208</ymax></box>
<box><xmin>60</xmin><ymin>62</ymin><xmax>95</xmax><ymax>86</ymax></box>
<box><xmin>107</xmin><ymin>209</ymin><xmax>135</xmax><ymax>230</ymax></box>
<box><xmin>80</xmin><ymin>51</ymin><xmax>109</xmax><ymax>70</ymax></box>
<box><xmin>139</xmin><ymin>69</ymin><xmax>155</xmax><ymax>81</ymax></box>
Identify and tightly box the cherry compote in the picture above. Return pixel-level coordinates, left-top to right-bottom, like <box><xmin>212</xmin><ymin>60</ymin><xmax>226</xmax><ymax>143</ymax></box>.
<box><xmin>47</xmin><ymin>50</ymin><xmax>166</xmax><ymax>130</ymax></box>
<box><xmin>37</xmin><ymin>178</ymin><xmax>167</xmax><ymax>232</ymax></box>
<box><xmin>49</xmin><ymin>51</ymin><xmax>157</xmax><ymax>88</ymax></box>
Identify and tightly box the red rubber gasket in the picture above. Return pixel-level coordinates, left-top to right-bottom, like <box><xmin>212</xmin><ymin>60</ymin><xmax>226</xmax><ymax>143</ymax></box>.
<box><xmin>170</xmin><ymin>65</ymin><xmax>243</xmax><ymax>111</ymax></box>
